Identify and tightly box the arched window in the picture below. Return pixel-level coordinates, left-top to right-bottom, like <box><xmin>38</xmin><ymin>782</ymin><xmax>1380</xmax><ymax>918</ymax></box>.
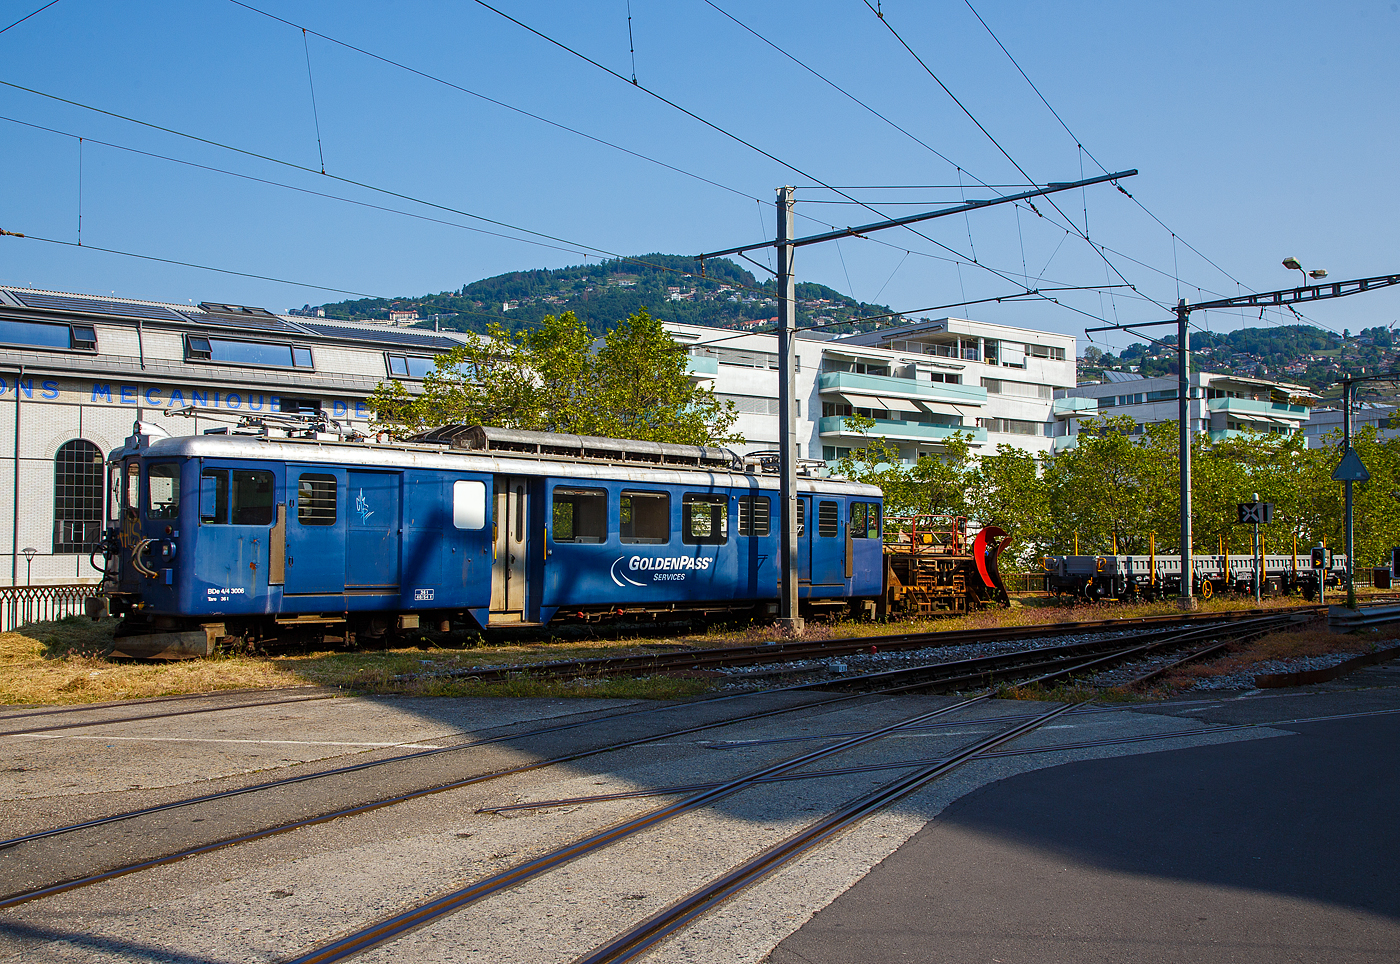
<box><xmin>53</xmin><ymin>440</ymin><xmax>105</xmax><ymax>553</ymax></box>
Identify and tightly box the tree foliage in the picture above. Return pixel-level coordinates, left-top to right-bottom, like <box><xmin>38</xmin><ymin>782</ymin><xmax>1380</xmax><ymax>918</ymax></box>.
<box><xmin>368</xmin><ymin>309</ymin><xmax>741</xmax><ymax>446</ymax></box>
<box><xmin>830</xmin><ymin>414</ymin><xmax>1400</xmax><ymax>571</ymax></box>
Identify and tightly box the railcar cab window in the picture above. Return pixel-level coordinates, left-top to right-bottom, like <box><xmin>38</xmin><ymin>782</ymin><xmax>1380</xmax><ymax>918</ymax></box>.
<box><xmin>200</xmin><ymin>469</ymin><xmax>274</xmax><ymax>525</ymax></box>
<box><xmin>683</xmin><ymin>494</ymin><xmax>728</xmax><ymax>545</ymax></box>
<box><xmin>817</xmin><ymin>501</ymin><xmax>839</xmax><ymax>538</ymax></box>
<box><xmin>737</xmin><ymin>496</ymin><xmax>770</xmax><ymax>536</ymax></box>
<box><xmin>553</xmin><ymin>487</ymin><xmax>607</xmax><ymax>543</ymax></box>
<box><xmin>185</xmin><ymin>334</ymin><xmax>314</xmax><ymax>370</ymax></box>
<box><xmin>297</xmin><ymin>474</ymin><xmax>337</xmax><ymax>525</ymax></box>
<box><xmin>849</xmin><ymin>502</ymin><xmax>880</xmax><ymax>539</ymax></box>
<box><xmin>124</xmin><ymin>462</ymin><xmax>140</xmax><ymax>520</ymax></box>
<box><xmin>621</xmin><ymin>491</ymin><xmax>669</xmax><ymax>544</ymax></box>
<box><xmin>147</xmin><ymin>464</ymin><xmax>181</xmax><ymax>520</ymax></box>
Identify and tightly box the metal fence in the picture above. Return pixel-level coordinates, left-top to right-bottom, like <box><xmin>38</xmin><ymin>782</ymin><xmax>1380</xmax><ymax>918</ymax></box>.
<box><xmin>0</xmin><ymin>584</ymin><xmax>100</xmax><ymax>633</ymax></box>
<box><xmin>1004</xmin><ymin>573</ymin><xmax>1048</xmax><ymax>594</ymax></box>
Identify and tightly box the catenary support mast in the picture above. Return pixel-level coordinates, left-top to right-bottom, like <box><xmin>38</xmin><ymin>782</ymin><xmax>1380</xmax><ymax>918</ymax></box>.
<box><xmin>775</xmin><ymin>186</ymin><xmax>802</xmax><ymax>632</ymax></box>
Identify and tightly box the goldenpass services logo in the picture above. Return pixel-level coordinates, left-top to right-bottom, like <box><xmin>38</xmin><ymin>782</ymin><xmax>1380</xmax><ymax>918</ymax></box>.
<box><xmin>610</xmin><ymin>555</ymin><xmax>713</xmax><ymax>586</ymax></box>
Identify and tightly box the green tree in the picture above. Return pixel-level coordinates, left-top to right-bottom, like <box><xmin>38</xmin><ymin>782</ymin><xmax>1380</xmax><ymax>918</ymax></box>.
<box><xmin>368</xmin><ymin>309</ymin><xmax>741</xmax><ymax>445</ymax></box>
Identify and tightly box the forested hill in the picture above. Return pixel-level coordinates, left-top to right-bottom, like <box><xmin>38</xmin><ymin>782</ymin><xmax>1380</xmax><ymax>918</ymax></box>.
<box><xmin>301</xmin><ymin>254</ymin><xmax>899</xmax><ymax>335</ymax></box>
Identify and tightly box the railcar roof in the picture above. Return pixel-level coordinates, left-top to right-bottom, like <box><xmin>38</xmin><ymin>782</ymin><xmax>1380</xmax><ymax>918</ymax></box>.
<box><xmin>128</xmin><ymin>434</ymin><xmax>883</xmax><ymax>497</ymax></box>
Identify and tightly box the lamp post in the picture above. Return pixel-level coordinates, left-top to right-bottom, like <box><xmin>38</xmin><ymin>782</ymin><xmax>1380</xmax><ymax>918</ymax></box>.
<box><xmin>20</xmin><ymin>547</ymin><xmax>36</xmax><ymax>625</ymax></box>
<box><xmin>1282</xmin><ymin>256</ymin><xmax>1328</xmax><ymax>285</ymax></box>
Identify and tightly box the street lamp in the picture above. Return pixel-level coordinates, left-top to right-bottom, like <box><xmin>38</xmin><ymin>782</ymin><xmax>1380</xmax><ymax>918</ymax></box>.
<box><xmin>20</xmin><ymin>548</ymin><xmax>36</xmax><ymax>586</ymax></box>
<box><xmin>1282</xmin><ymin>256</ymin><xmax>1328</xmax><ymax>284</ymax></box>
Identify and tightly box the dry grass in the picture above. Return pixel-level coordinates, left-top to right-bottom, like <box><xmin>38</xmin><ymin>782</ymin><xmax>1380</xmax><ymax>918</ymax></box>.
<box><xmin>0</xmin><ymin>617</ymin><xmax>722</xmax><ymax>705</ymax></box>
<box><xmin>1153</xmin><ymin>619</ymin><xmax>1395</xmax><ymax>692</ymax></box>
<box><xmin>0</xmin><ymin>592</ymin><xmax>1348</xmax><ymax>707</ymax></box>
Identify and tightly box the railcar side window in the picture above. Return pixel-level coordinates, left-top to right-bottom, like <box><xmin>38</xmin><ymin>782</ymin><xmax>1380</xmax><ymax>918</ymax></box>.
<box><xmin>452</xmin><ymin>480</ymin><xmax>486</xmax><ymax>529</ymax></box>
<box><xmin>200</xmin><ymin>470</ymin><xmax>229</xmax><ymax>524</ymax></box>
<box><xmin>849</xmin><ymin>502</ymin><xmax>880</xmax><ymax>539</ymax></box>
<box><xmin>817</xmin><ymin>501</ymin><xmax>839</xmax><ymax>538</ymax></box>
<box><xmin>621</xmin><ymin>491</ymin><xmax>669</xmax><ymax>544</ymax></box>
<box><xmin>203</xmin><ymin>469</ymin><xmax>274</xmax><ymax>525</ymax></box>
<box><xmin>298</xmin><ymin>474</ymin><xmax>337</xmax><ymax>525</ymax></box>
<box><xmin>737</xmin><ymin>496</ymin><xmax>770</xmax><ymax>536</ymax></box>
<box><xmin>683</xmin><ymin>493</ymin><xmax>728</xmax><ymax>545</ymax></box>
<box><xmin>147</xmin><ymin>464</ymin><xmax>181</xmax><ymax>520</ymax></box>
<box><xmin>553</xmin><ymin>487</ymin><xmax>607</xmax><ymax>543</ymax></box>
<box><xmin>231</xmin><ymin>471</ymin><xmax>275</xmax><ymax>525</ymax></box>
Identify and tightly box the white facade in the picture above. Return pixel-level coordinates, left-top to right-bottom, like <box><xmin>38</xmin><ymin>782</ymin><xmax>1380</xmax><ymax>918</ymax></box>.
<box><xmin>1301</xmin><ymin>404</ymin><xmax>1400</xmax><ymax>448</ymax></box>
<box><xmin>666</xmin><ymin>316</ymin><xmax>1077</xmax><ymax>463</ymax></box>
<box><xmin>0</xmin><ymin>287</ymin><xmax>467</xmax><ymax>585</ymax></box>
<box><xmin>1056</xmin><ymin>372</ymin><xmax>1315</xmax><ymax>451</ymax></box>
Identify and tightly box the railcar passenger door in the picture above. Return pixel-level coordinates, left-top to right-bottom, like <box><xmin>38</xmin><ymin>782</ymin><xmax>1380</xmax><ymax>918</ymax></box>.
<box><xmin>345</xmin><ymin>471</ymin><xmax>401</xmax><ymax>590</ymax></box>
<box><xmin>491</xmin><ymin>475</ymin><xmax>529</xmax><ymax>620</ymax></box>
<box><xmin>283</xmin><ymin>466</ymin><xmax>346</xmax><ymax>596</ymax></box>
<box><xmin>809</xmin><ymin>498</ymin><xmax>845</xmax><ymax>585</ymax></box>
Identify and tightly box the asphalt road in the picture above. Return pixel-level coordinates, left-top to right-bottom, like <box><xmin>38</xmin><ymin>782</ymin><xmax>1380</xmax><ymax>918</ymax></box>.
<box><xmin>767</xmin><ymin>679</ymin><xmax>1400</xmax><ymax>964</ymax></box>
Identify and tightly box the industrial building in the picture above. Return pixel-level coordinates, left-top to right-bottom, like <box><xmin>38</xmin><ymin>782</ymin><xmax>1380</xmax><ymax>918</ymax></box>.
<box><xmin>0</xmin><ymin>287</ymin><xmax>464</xmax><ymax>586</ymax></box>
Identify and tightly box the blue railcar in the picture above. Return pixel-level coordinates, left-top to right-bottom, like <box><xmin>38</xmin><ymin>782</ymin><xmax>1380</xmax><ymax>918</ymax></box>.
<box><xmin>95</xmin><ymin>422</ymin><xmax>885</xmax><ymax>645</ymax></box>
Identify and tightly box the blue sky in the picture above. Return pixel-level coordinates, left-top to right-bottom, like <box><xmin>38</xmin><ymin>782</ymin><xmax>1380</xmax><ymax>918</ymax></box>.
<box><xmin>1</xmin><ymin>0</ymin><xmax>1397</xmax><ymax>354</ymax></box>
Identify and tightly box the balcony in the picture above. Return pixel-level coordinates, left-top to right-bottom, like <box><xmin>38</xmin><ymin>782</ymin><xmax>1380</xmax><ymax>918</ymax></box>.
<box><xmin>1051</xmin><ymin>397</ymin><xmax>1098</xmax><ymax>417</ymax></box>
<box><xmin>685</xmin><ymin>355</ymin><xmax>718</xmax><ymax>379</ymax></box>
<box><xmin>1206</xmin><ymin>397</ymin><xmax>1309</xmax><ymax>421</ymax></box>
<box><xmin>818</xmin><ymin>370</ymin><xmax>987</xmax><ymax>408</ymax></box>
<box><xmin>818</xmin><ymin>415</ymin><xmax>987</xmax><ymax>445</ymax></box>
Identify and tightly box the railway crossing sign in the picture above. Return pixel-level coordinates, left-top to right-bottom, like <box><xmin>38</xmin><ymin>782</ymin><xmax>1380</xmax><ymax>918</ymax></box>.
<box><xmin>1236</xmin><ymin>502</ymin><xmax>1273</xmax><ymax>524</ymax></box>
<box><xmin>1331</xmin><ymin>448</ymin><xmax>1371</xmax><ymax>482</ymax></box>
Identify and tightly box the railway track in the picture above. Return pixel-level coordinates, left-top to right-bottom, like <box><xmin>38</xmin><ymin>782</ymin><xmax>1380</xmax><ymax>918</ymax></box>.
<box><xmin>0</xmin><ymin>688</ymin><xmax>339</xmax><ymax>737</ymax></box>
<box><xmin>408</xmin><ymin>604</ymin><xmax>1319</xmax><ymax>684</ymax></box>
<box><xmin>0</xmin><ymin>612</ymin><xmax>1291</xmax><ymax>916</ymax></box>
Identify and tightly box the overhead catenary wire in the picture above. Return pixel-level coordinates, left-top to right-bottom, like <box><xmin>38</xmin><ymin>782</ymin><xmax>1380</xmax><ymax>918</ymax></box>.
<box><xmin>857</xmin><ymin>0</ymin><xmax>1155</xmax><ymax>309</ymax></box>
<box><xmin>959</xmin><ymin>0</ymin><xmax>1264</xmax><ymax>309</ymax></box>
<box><xmin>10</xmin><ymin>232</ymin><xmax>387</xmax><ymax>297</ymax></box>
<box><xmin>464</xmin><ymin>0</ymin><xmax>1100</xmax><ymax>308</ymax></box>
<box><xmin>0</xmin><ymin>0</ymin><xmax>61</xmax><ymax>36</ymax></box>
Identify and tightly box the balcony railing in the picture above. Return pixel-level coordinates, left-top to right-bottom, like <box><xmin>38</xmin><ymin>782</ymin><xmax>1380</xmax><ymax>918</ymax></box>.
<box><xmin>1206</xmin><ymin>397</ymin><xmax>1309</xmax><ymax>418</ymax></box>
<box><xmin>818</xmin><ymin>370</ymin><xmax>987</xmax><ymax>405</ymax></box>
<box><xmin>818</xmin><ymin>415</ymin><xmax>988</xmax><ymax>443</ymax></box>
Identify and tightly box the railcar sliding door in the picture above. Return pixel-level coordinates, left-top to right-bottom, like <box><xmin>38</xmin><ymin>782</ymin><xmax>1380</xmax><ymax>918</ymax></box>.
<box><xmin>345</xmin><ymin>471</ymin><xmax>402</xmax><ymax>591</ymax></box>
<box><xmin>491</xmin><ymin>475</ymin><xmax>529</xmax><ymax>621</ymax></box>
<box><xmin>808</xmin><ymin>497</ymin><xmax>845</xmax><ymax>585</ymax></box>
<box><xmin>284</xmin><ymin>466</ymin><xmax>346</xmax><ymax>596</ymax></box>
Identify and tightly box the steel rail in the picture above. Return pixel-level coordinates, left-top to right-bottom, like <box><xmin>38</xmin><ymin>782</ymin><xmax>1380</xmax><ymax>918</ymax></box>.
<box><xmin>0</xmin><ymin>692</ymin><xmax>341</xmax><ymax>738</ymax></box>
<box><xmin>279</xmin><ymin>696</ymin><xmax>994</xmax><ymax>964</ymax></box>
<box><xmin>0</xmin><ymin>682</ymin><xmax>878</xmax><ymax>859</ymax></box>
<box><xmin>2</xmin><ymin>612</ymin><xmax>1292</xmax><ymax>853</ymax></box>
<box><xmin>572</xmin><ymin>701</ymin><xmax>1083</xmax><ymax>964</ymax></box>
<box><xmin>0</xmin><ymin>684</ymin><xmax>328</xmax><ymax>724</ymax></box>
<box><xmin>483</xmin><ymin>704</ymin><xmax>1400</xmax><ymax>815</ymax></box>
<box><xmin>412</xmin><ymin>606</ymin><xmax>1321</xmax><ymax>684</ymax></box>
<box><xmin>0</xmin><ymin>615</ymin><xmax>1295</xmax><ymax>908</ymax></box>
<box><xmin>562</xmin><ymin>619</ymin><xmax>1293</xmax><ymax>964</ymax></box>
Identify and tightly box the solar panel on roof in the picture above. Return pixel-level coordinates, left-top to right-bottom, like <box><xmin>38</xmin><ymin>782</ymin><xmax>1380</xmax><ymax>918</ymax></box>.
<box><xmin>7</xmin><ymin>290</ymin><xmax>188</xmax><ymax>322</ymax></box>
<box><xmin>188</xmin><ymin>310</ymin><xmax>304</xmax><ymax>334</ymax></box>
<box><xmin>297</xmin><ymin>322</ymin><xmax>459</xmax><ymax>349</ymax></box>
